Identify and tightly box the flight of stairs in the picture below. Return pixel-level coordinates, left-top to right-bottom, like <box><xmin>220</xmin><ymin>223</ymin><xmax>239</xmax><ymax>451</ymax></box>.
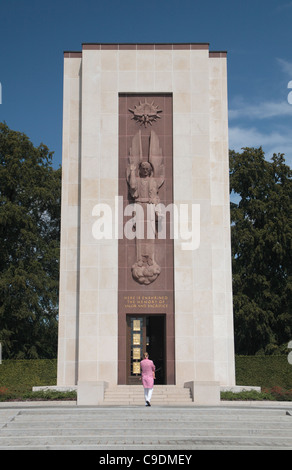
<box><xmin>103</xmin><ymin>385</ymin><xmax>193</xmax><ymax>406</ymax></box>
<box><xmin>1</xmin><ymin>404</ymin><xmax>292</xmax><ymax>449</ymax></box>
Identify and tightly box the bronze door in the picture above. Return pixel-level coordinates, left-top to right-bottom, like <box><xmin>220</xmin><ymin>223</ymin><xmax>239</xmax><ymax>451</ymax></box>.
<box><xmin>126</xmin><ymin>314</ymin><xmax>166</xmax><ymax>385</ymax></box>
<box><xmin>126</xmin><ymin>316</ymin><xmax>146</xmax><ymax>384</ymax></box>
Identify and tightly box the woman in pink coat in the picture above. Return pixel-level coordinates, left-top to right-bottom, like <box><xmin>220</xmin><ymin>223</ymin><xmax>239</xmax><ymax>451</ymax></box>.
<box><xmin>140</xmin><ymin>352</ymin><xmax>156</xmax><ymax>406</ymax></box>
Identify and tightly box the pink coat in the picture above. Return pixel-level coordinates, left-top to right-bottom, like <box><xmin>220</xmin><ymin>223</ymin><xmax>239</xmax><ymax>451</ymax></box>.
<box><xmin>140</xmin><ymin>358</ymin><xmax>155</xmax><ymax>388</ymax></box>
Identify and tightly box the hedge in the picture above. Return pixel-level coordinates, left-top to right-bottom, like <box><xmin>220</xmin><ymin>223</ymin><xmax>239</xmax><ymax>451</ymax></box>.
<box><xmin>0</xmin><ymin>359</ymin><xmax>57</xmax><ymax>394</ymax></box>
<box><xmin>235</xmin><ymin>355</ymin><xmax>292</xmax><ymax>389</ymax></box>
<box><xmin>0</xmin><ymin>356</ymin><xmax>292</xmax><ymax>395</ymax></box>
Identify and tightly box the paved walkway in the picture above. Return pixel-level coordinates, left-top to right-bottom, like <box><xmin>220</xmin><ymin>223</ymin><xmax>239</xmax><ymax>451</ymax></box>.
<box><xmin>0</xmin><ymin>401</ymin><xmax>292</xmax><ymax>450</ymax></box>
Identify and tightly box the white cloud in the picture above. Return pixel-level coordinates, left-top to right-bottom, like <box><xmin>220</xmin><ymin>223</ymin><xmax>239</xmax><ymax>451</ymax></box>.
<box><xmin>229</xmin><ymin>98</ymin><xmax>292</xmax><ymax>120</ymax></box>
<box><xmin>276</xmin><ymin>58</ymin><xmax>292</xmax><ymax>75</ymax></box>
<box><xmin>229</xmin><ymin>57</ymin><xmax>292</xmax><ymax>121</ymax></box>
<box><xmin>227</xmin><ymin>57</ymin><xmax>292</xmax><ymax>167</ymax></box>
<box><xmin>228</xmin><ymin>125</ymin><xmax>292</xmax><ymax>166</ymax></box>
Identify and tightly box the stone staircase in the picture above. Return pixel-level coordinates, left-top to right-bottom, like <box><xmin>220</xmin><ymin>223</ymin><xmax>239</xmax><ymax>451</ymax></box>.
<box><xmin>1</xmin><ymin>405</ymin><xmax>292</xmax><ymax>449</ymax></box>
<box><xmin>103</xmin><ymin>385</ymin><xmax>193</xmax><ymax>406</ymax></box>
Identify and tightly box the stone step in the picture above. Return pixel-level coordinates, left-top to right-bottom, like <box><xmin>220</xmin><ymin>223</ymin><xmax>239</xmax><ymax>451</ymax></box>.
<box><xmin>0</xmin><ymin>434</ymin><xmax>291</xmax><ymax>449</ymax></box>
<box><xmin>103</xmin><ymin>385</ymin><xmax>193</xmax><ymax>405</ymax></box>
<box><xmin>2</xmin><ymin>423</ymin><xmax>291</xmax><ymax>437</ymax></box>
<box><xmin>105</xmin><ymin>388</ymin><xmax>191</xmax><ymax>394</ymax></box>
<box><xmin>9</xmin><ymin>416</ymin><xmax>290</xmax><ymax>427</ymax></box>
<box><xmin>0</xmin><ymin>405</ymin><xmax>292</xmax><ymax>449</ymax></box>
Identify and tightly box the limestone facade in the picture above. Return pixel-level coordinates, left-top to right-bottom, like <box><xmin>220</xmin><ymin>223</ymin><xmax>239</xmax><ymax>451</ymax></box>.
<box><xmin>57</xmin><ymin>44</ymin><xmax>235</xmax><ymax>389</ymax></box>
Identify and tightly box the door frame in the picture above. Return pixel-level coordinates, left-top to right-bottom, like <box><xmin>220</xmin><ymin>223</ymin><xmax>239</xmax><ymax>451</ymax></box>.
<box><xmin>126</xmin><ymin>314</ymin><xmax>166</xmax><ymax>385</ymax></box>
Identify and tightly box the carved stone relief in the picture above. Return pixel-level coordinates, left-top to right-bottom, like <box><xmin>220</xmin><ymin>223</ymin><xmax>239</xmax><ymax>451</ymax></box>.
<box><xmin>126</xmin><ymin>128</ymin><xmax>164</xmax><ymax>285</ymax></box>
<box><xmin>129</xmin><ymin>99</ymin><xmax>162</xmax><ymax>127</ymax></box>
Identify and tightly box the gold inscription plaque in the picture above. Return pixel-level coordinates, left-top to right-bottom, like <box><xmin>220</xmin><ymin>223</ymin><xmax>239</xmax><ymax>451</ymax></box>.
<box><xmin>133</xmin><ymin>320</ymin><xmax>141</xmax><ymax>331</ymax></box>
<box><xmin>132</xmin><ymin>347</ymin><xmax>141</xmax><ymax>360</ymax></box>
<box><xmin>133</xmin><ymin>333</ymin><xmax>141</xmax><ymax>345</ymax></box>
<box><xmin>133</xmin><ymin>362</ymin><xmax>141</xmax><ymax>374</ymax></box>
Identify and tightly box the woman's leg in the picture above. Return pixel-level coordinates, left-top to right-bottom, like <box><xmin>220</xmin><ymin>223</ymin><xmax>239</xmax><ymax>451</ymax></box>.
<box><xmin>144</xmin><ymin>388</ymin><xmax>153</xmax><ymax>405</ymax></box>
<box><xmin>147</xmin><ymin>388</ymin><xmax>153</xmax><ymax>403</ymax></box>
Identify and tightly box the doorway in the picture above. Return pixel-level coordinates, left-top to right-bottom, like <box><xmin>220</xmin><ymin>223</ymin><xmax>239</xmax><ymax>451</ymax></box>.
<box><xmin>126</xmin><ymin>315</ymin><xmax>166</xmax><ymax>385</ymax></box>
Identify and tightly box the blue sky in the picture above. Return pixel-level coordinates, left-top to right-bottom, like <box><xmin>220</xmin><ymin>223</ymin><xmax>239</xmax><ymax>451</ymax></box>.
<box><xmin>1</xmin><ymin>0</ymin><xmax>292</xmax><ymax>169</ymax></box>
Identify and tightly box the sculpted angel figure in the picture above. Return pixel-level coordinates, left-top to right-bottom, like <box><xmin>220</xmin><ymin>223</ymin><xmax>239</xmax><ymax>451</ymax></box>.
<box><xmin>126</xmin><ymin>130</ymin><xmax>164</xmax><ymax>285</ymax></box>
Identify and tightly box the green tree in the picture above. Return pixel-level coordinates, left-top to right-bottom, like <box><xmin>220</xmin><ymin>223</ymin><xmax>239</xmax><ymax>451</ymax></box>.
<box><xmin>0</xmin><ymin>123</ymin><xmax>61</xmax><ymax>358</ymax></box>
<box><xmin>230</xmin><ymin>147</ymin><xmax>292</xmax><ymax>355</ymax></box>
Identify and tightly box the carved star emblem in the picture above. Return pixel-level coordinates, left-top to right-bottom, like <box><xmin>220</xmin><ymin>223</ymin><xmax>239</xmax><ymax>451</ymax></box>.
<box><xmin>129</xmin><ymin>99</ymin><xmax>162</xmax><ymax>127</ymax></box>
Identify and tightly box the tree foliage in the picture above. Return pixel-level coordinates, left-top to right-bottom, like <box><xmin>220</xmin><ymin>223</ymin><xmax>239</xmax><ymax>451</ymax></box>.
<box><xmin>1</xmin><ymin>122</ymin><xmax>291</xmax><ymax>359</ymax></box>
<box><xmin>230</xmin><ymin>147</ymin><xmax>292</xmax><ymax>355</ymax></box>
<box><xmin>0</xmin><ymin>123</ymin><xmax>61</xmax><ymax>358</ymax></box>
